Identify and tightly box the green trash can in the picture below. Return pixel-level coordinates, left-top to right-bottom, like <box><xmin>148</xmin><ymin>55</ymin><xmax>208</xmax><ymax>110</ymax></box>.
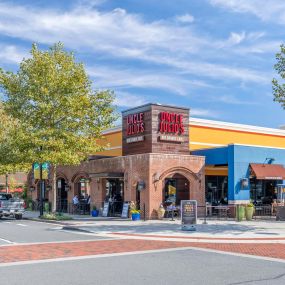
<box><xmin>236</xmin><ymin>205</ymin><xmax>245</xmax><ymax>222</ymax></box>
<box><xmin>44</xmin><ymin>202</ymin><xmax>50</xmax><ymax>213</ymax></box>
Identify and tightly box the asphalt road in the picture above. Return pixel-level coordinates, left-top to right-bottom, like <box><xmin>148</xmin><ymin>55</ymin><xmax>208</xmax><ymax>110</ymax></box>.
<box><xmin>1</xmin><ymin>248</ymin><xmax>285</xmax><ymax>285</ymax></box>
<box><xmin>1</xmin><ymin>218</ymin><xmax>285</xmax><ymax>285</ymax></box>
<box><xmin>0</xmin><ymin>218</ymin><xmax>108</xmax><ymax>244</ymax></box>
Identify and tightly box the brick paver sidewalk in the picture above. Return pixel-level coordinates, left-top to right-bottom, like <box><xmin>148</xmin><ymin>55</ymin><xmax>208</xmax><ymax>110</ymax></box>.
<box><xmin>1</xmin><ymin>238</ymin><xmax>285</xmax><ymax>264</ymax></box>
<box><xmin>0</xmin><ymin>239</ymin><xmax>191</xmax><ymax>263</ymax></box>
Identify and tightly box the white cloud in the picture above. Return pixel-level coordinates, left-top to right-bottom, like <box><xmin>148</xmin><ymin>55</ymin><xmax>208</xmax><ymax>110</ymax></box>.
<box><xmin>176</xmin><ymin>14</ymin><xmax>195</xmax><ymax>23</ymax></box>
<box><xmin>209</xmin><ymin>0</ymin><xmax>285</xmax><ymax>24</ymax></box>
<box><xmin>87</xmin><ymin>65</ymin><xmax>212</xmax><ymax>96</ymax></box>
<box><xmin>227</xmin><ymin>31</ymin><xmax>246</xmax><ymax>45</ymax></box>
<box><xmin>114</xmin><ymin>91</ymin><xmax>148</xmax><ymax>107</ymax></box>
<box><xmin>213</xmin><ymin>95</ymin><xmax>259</xmax><ymax>105</ymax></box>
<box><xmin>0</xmin><ymin>44</ymin><xmax>27</xmax><ymax>64</ymax></box>
<box><xmin>191</xmin><ymin>108</ymin><xmax>220</xmax><ymax>118</ymax></box>
<box><xmin>0</xmin><ymin>1</ymin><xmax>270</xmax><ymax>85</ymax></box>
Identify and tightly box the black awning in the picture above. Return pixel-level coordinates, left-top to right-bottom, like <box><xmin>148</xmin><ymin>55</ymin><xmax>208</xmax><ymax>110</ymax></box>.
<box><xmin>89</xmin><ymin>172</ymin><xmax>124</xmax><ymax>178</ymax></box>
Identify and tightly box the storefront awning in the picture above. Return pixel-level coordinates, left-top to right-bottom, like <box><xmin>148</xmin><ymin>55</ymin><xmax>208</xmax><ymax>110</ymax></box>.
<box><xmin>89</xmin><ymin>172</ymin><xmax>124</xmax><ymax>179</ymax></box>
<box><xmin>250</xmin><ymin>163</ymin><xmax>285</xmax><ymax>180</ymax></box>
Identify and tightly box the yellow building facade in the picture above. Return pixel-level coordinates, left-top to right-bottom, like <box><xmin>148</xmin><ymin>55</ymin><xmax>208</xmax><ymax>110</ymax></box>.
<box><xmin>96</xmin><ymin>117</ymin><xmax>285</xmax><ymax>178</ymax></box>
<box><xmin>98</xmin><ymin>117</ymin><xmax>285</xmax><ymax>154</ymax></box>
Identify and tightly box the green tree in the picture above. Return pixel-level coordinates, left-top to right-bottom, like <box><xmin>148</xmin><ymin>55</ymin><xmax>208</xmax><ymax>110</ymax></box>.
<box><xmin>273</xmin><ymin>44</ymin><xmax>285</xmax><ymax>108</ymax></box>
<box><xmin>0</xmin><ymin>42</ymin><xmax>117</xmax><ymax>211</ymax></box>
<box><xmin>0</xmin><ymin>103</ymin><xmax>30</xmax><ymax>192</ymax></box>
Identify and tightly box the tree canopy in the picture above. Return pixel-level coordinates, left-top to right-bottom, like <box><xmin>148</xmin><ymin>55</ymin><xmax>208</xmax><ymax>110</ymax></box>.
<box><xmin>0</xmin><ymin>103</ymin><xmax>30</xmax><ymax>175</ymax></box>
<box><xmin>272</xmin><ymin>44</ymin><xmax>285</xmax><ymax>109</ymax></box>
<box><xmin>0</xmin><ymin>42</ymin><xmax>117</xmax><ymax>166</ymax></box>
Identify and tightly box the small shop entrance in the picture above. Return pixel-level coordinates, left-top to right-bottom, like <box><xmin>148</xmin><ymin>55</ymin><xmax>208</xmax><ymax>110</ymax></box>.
<box><xmin>106</xmin><ymin>179</ymin><xmax>124</xmax><ymax>216</ymax></box>
<box><xmin>163</xmin><ymin>174</ymin><xmax>190</xmax><ymax>206</ymax></box>
<box><xmin>250</xmin><ymin>178</ymin><xmax>281</xmax><ymax>204</ymax></box>
<box><xmin>56</xmin><ymin>178</ymin><xmax>68</xmax><ymax>212</ymax></box>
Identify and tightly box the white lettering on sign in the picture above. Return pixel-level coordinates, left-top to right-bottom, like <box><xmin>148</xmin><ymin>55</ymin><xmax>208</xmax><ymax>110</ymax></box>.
<box><xmin>264</xmin><ymin>177</ymin><xmax>282</xmax><ymax>180</ymax></box>
<box><xmin>159</xmin><ymin>135</ymin><xmax>184</xmax><ymax>143</ymax></box>
<box><xmin>126</xmin><ymin>136</ymin><xmax>144</xmax><ymax>143</ymax></box>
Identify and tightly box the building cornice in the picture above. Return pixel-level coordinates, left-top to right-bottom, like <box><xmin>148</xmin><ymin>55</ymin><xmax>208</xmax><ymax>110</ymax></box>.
<box><xmin>190</xmin><ymin>117</ymin><xmax>285</xmax><ymax>137</ymax></box>
<box><xmin>102</xmin><ymin>118</ymin><xmax>285</xmax><ymax>137</ymax></box>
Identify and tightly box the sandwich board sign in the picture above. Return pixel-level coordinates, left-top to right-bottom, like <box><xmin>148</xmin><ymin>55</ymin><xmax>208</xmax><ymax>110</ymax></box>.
<box><xmin>102</xmin><ymin>202</ymin><xmax>109</xmax><ymax>217</ymax></box>
<box><xmin>181</xmin><ymin>200</ymin><xmax>197</xmax><ymax>231</ymax></box>
<box><xmin>121</xmin><ymin>202</ymin><xmax>129</xmax><ymax>218</ymax></box>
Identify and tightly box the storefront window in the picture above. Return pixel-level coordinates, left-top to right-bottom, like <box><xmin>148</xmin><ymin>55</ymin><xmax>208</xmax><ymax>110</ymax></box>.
<box><xmin>205</xmin><ymin>176</ymin><xmax>228</xmax><ymax>205</ymax></box>
<box><xmin>77</xmin><ymin>178</ymin><xmax>88</xmax><ymax>199</ymax></box>
<box><xmin>250</xmin><ymin>179</ymin><xmax>280</xmax><ymax>204</ymax></box>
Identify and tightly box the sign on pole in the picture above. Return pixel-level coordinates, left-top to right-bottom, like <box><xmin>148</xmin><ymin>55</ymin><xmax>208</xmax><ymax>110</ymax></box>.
<box><xmin>181</xmin><ymin>200</ymin><xmax>197</xmax><ymax>231</ymax></box>
<box><xmin>33</xmin><ymin>162</ymin><xmax>50</xmax><ymax>180</ymax></box>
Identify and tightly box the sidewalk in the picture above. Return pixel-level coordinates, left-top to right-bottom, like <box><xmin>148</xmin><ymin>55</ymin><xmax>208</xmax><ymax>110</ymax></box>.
<box><xmin>24</xmin><ymin>210</ymin><xmax>285</xmax><ymax>241</ymax></box>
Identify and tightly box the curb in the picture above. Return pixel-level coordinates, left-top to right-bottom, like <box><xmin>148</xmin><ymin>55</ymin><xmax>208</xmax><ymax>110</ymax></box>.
<box><xmin>62</xmin><ymin>226</ymin><xmax>94</xmax><ymax>233</ymax></box>
<box><xmin>24</xmin><ymin>217</ymin><xmax>72</xmax><ymax>226</ymax></box>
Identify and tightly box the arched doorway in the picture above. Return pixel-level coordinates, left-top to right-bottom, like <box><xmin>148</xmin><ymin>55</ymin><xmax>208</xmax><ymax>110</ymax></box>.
<box><xmin>105</xmin><ymin>179</ymin><xmax>124</xmax><ymax>216</ymax></box>
<box><xmin>56</xmin><ymin>177</ymin><xmax>68</xmax><ymax>212</ymax></box>
<box><xmin>163</xmin><ymin>173</ymin><xmax>190</xmax><ymax>206</ymax></box>
<box><xmin>75</xmin><ymin>177</ymin><xmax>89</xmax><ymax>199</ymax></box>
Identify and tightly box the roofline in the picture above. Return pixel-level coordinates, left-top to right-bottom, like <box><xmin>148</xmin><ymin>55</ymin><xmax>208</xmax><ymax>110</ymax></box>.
<box><xmin>190</xmin><ymin>117</ymin><xmax>285</xmax><ymax>137</ymax></box>
<box><xmin>102</xmin><ymin>117</ymin><xmax>285</xmax><ymax>137</ymax></box>
<box><xmin>121</xmin><ymin>103</ymin><xmax>189</xmax><ymax>114</ymax></box>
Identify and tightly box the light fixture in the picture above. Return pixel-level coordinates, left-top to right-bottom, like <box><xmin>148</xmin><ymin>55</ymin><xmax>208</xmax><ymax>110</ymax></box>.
<box><xmin>29</xmin><ymin>186</ymin><xmax>35</xmax><ymax>192</ymax></box>
<box><xmin>152</xmin><ymin>173</ymin><xmax>160</xmax><ymax>190</ymax></box>
<box><xmin>137</xmin><ymin>180</ymin><xmax>146</xmax><ymax>192</ymax></box>
<box><xmin>46</xmin><ymin>185</ymin><xmax>52</xmax><ymax>191</ymax></box>
<box><xmin>263</xmin><ymin>157</ymin><xmax>275</xmax><ymax>165</ymax></box>
<box><xmin>65</xmin><ymin>185</ymin><xmax>70</xmax><ymax>192</ymax></box>
<box><xmin>241</xmin><ymin>178</ymin><xmax>249</xmax><ymax>189</ymax></box>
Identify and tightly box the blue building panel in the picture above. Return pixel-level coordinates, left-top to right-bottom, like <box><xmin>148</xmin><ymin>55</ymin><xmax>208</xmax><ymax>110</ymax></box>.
<box><xmin>193</xmin><ymin>144</ymin><xmax>285</xmax><ymax>204</ymax></box>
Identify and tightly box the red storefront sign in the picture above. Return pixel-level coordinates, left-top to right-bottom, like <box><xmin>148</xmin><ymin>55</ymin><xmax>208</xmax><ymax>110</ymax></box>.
<box><xmin>126</xmin><ymin>112</ymin><xmax>145</xmax><ymax>136</ymax></box>
<box><xmin>159</xmin><ymin>112</ymin><xmax>185</xmax><ymax>135</ymax></box>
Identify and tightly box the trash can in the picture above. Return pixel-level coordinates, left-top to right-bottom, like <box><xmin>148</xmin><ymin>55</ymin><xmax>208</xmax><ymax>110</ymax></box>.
<box><xmin>236</xmin><ymin>205</ymin><xmax>245</xmax><ymax>222</ymax></box>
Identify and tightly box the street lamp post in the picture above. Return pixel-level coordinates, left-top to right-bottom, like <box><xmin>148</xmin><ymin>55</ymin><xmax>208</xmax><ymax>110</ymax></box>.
<box><xmin>5</xmin><ymin>173</ymin><xmax>8</xmax><ymax>193</ymax></box>
<box><xmin>39</xmin><ymin>162</ymin><xmax>44</xmax><ymax>217</ymax></box>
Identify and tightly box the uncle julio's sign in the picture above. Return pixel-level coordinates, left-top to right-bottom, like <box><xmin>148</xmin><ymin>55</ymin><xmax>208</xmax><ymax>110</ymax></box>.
<box><xmin>122</xmin><ymin>103</ymin><xmax>189</xmax><ymax>156</ymax></box>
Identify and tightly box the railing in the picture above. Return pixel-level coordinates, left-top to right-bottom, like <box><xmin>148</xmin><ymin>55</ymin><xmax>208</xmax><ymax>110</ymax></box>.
<box><xmin>57</xmin><ymin>201</ymin><xmax>90</xmax><ymax>215</ymax></box>
<box><xmin>253</xmin><ymin>205</ymin><xmax>275</xmax><ymax>220</ymax></box>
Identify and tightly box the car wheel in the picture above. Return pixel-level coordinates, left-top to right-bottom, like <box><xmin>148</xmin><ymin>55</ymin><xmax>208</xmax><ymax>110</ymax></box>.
<box><xmin>15</xmin><ymin>214</ymin><xmax>22</xmax><ymax>220</ymax></box>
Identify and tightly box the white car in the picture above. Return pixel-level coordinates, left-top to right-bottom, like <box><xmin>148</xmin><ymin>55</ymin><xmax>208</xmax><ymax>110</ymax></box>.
<box><xmin>0</xmin><ymin>193</ymin><xmax>25</xmax><ymax>219</ymax></box>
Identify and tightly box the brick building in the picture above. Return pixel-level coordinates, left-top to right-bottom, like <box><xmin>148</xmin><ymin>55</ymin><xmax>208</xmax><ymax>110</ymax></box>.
<box><xmin>29</xmin><ymin>103</ymin><xmax>205</xmax><ymax>218</ymax></box>
<box><xmin>28</xmin><ymin>103</ymin><xmax>285</xmax><ymax>217</ymax></box>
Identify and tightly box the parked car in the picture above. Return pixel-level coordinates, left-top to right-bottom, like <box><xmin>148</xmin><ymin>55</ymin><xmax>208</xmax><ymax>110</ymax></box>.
<box><xmin>0</xmin><ymin>193</ymin><xmax>25</xmax><ymax>219</ymax></box>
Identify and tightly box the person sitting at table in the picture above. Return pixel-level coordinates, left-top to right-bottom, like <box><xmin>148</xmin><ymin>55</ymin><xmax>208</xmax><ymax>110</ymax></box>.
<box><xmin>220</xmin><ymin>197</ymin><xmax>227</xmax><ymax>205</ymax></box>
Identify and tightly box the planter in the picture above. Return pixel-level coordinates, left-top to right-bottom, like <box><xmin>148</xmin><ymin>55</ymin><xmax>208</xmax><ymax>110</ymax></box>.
<box><xmin>91</xmin><ymin>210</ymin><xmax>99</xmax><ymax>217</ymax></box>
<box><xmin>131</xmin><ymin>213</ymin><xmax>140</xmax><ymax>221</ymax></box>
<box><xmin>245</xmin><ymin>206</ymin><xmax>254</xmax><ymax>221</ymax></box>
<box><xmin>236</xmin><ymin>205</ymin><xmax>245</xmax><ymax>222</ymax></box>
<box><xmin>157</xmin><ymin>208</ymin><xmax>165</xmax><ymax>220</ymax></box>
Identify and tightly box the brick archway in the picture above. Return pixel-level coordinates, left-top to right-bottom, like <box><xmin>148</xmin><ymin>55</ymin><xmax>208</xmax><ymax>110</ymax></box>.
<box><xmin>159</xmin><ymin>167</ymin><xmax>200</xmax><ymax>185</ymax></box>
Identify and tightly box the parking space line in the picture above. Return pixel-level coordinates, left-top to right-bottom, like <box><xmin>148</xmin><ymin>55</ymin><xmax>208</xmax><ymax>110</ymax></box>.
<box><xmin>0</xmin><ymin>237</ymin><xmax>15</xmax><ymax>244</ymax></box>
<box><xmin>16</xmin><ymin>224</ymin><xmax>28</xmax><ymax>227</ymax></box>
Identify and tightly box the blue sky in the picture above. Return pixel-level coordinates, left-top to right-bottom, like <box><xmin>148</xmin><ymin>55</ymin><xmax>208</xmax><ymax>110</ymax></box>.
<box><xmin>0</xmin><ymin>0</ymin><xmax>284</xmax><ymax>128</ymax></box>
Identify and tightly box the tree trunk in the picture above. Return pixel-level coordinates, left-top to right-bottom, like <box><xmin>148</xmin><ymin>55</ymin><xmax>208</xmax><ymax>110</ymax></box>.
<box><xmin>52</xmin><ymin>165</ymin><xmax>57</xmax><ymax>212</ymax></box>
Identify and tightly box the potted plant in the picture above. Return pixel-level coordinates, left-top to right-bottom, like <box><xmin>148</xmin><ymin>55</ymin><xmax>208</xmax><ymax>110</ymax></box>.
<box><xmin>91</xmin><ymin>205</ymin><xmax>99</xmax><ymax>217</ymax></box>
<box><xmin>157</xmin><ymin>203</ymin><xmax>165</xmax><ymax>219</ymax></box>
<box><xmin>245</xmin><ymin>203</ymin><xmax>254</xmax><ymax>221</ymax></box>
<box><xmin>236</xmin><ymin>204</ymin><xmax>245</xmax><ymax>221</ymax></box>
<box><xmin>130</xmin><ymin>209</ymin><xmax>141</xmax><ymax>221</ymax></box>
